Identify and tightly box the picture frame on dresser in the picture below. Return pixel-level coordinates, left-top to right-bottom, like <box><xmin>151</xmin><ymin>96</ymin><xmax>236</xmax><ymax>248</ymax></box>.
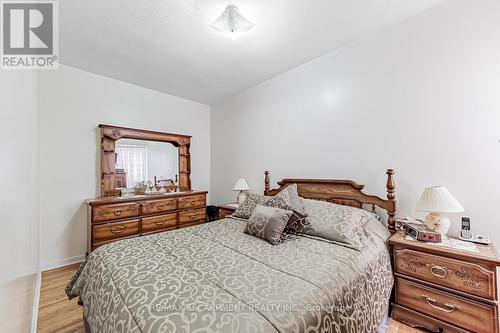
<box><xmin>390</xmin><ymin>231</ymin><xmax>500</xmax><ymax>333</ymax></box>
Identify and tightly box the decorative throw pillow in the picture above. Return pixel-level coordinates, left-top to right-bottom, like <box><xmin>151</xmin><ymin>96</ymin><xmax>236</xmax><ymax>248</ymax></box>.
<box><xmin>262</xmin><ymin>185</ymin><xmax>308</xmax><ymax>234</ymax></box>
<box><xmin>244</xmin><ymin>205</ymin><xmax>293</xmax><ymax>245</ymax></box>
<box><xmin>301</xmin><ymin>199</ymin><xmax>373</xmax><ymax>247</ymax></box>
<box><xmin>232</xmin><ymin>193</ymin><xmax>266</xmax><ymax>219</ymax></box>
<box><xmin>262</xmin><ymin>189</ymin><xmax>290</xmax><ymax>209</ymax></box>
<box><xmin>279</xmin><ymin>184</ymin><xmax>307</xmax><ymax>216</ymax></box>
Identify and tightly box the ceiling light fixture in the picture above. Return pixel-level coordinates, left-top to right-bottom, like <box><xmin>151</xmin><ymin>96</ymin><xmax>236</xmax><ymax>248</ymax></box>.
<box><xmin>210</xmin><ymin>5</ymin><xmax>254</xmax><ymax>40</ymax></box>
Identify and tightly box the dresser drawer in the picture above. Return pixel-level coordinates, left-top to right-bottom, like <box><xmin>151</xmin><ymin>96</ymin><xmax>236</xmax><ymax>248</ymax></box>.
<box><xmin>142</xmin><ymin>213</ymin><xmax>177</xmax><ymax>234</ymax></box>
<box><xmin>396</xmin><ymin>277</ymin><xmax>498</xmax><ymax>333</ymax></box>
<box><xmin>178</xmin><ymin>194</ymin><xmax>206</xmax><ymax>209</ymax></box>
<box><xmin>141</xmin><ymin>198</ymin><xmax>177</xmax><ymax>215</ymax></box>
<box><xmin>178</xmin><ymin>208</ymin><xmax>206</xmax><ymax>224</ymax></box>
<box><xmin>92</xmin><ymin>203</ymin><xmax>140</xmax><ymax>222</ymax></box>
<box><xmin>93</xmin><ymin>219</ymin><xmax>140</xmax><ymax>243</ymax></box>
<box><xmin>395</xmin><ymin>248</ymin><xmax>496</xmax><ymax>299</ymax></box>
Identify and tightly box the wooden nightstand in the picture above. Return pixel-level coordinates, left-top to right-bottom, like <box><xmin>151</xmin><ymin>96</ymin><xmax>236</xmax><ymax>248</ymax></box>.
<box><xmin>390</xmin><ymin>231</ymin><xmax>500</xmax><ymax>333</ymax></box>
<box><xmin>217</xmin><ymin>203</ymin><xmax>239</xmax><ymax>220</ymax></box>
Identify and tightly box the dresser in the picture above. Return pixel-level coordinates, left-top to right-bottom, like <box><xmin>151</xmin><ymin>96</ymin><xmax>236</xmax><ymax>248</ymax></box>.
<box><xmin>390</xmin><ymin>232</ymin><xmax>500</xmax><ymax>333</ymax></box>
<box><xmin>87</xmin><ymin>191</ymin><xmax>207</xmax><ymax>252</ymax></box>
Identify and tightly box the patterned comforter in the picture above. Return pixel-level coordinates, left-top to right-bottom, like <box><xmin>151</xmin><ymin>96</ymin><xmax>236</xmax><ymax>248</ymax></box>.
<box><xmin>67</xmin><ymin>218</ymin><xmax>393</xmax><ymax>333</ymax></box>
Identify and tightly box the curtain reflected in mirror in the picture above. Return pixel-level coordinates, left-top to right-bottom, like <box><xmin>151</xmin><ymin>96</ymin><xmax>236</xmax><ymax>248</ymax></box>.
<box><xmin>114</xmin><ymin>139</ymin><xmax>179</xmax><ymax>192</ymax></box>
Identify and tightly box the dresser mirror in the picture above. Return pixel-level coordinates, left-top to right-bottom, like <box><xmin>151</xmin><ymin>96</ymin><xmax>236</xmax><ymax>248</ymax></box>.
<box><xmin>114</xmin><ymin>139</ymin><xmax>179</xmax><ymax>192</ymax></box>
<box><xmin>99</xmin><ymin>124</ymin><xmax>191</xmax><ymax>197</ymax></box>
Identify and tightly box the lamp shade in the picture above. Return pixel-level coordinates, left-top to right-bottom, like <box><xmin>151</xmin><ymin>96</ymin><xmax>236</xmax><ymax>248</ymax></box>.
<box><xmin>233</xmin><ymin>178</ymin><xmax>250</xmax><ymax>191</ymax></box>
<box><xmin>415</xmin><ymin>186</ymin><xmax>464</xmax><ymax>213</ymax></box>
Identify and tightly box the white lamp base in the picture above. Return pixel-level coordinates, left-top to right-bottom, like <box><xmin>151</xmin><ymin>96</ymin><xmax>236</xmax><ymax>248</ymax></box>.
<box><xmin>237</xmin><ymin>191</ymin><xmax>247</xmax><ymax>205</ymax></box>
<box><xmin>425</xmin><ymin>212</ymin><xmax>451</xmax><ymax>235</ymax></box>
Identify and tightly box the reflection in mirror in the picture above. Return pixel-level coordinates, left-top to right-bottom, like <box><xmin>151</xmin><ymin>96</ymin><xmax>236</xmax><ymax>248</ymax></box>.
<box><xmin>114</xmin><ymin>139</ymin><xmax>179</xmax><ymax>193</ymax></box>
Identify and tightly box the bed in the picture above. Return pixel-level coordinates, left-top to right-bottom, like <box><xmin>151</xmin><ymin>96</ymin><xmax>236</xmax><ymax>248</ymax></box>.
<box><xmin>67</xmin><ymin>169</ymin><xmax>397</xmax><ymax>333</ymax></box>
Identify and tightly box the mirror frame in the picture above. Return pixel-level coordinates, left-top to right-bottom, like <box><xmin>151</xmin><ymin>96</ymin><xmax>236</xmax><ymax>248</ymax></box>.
<box><xmin>99</xmin><ymin>124</ymin><xmax>191</xmax><ymax>197</ymax></box>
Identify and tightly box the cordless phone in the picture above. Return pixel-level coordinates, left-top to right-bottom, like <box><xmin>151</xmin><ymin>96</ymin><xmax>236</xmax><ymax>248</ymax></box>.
<box><xmin>459</xmin><ymin>217</ymin><xmax>490</xmax><ymax>245</ymax></box>
<box><xmin>460</xmin><ymin>217</ymin><xmax>471</xmax><ymax>239</ymax></box>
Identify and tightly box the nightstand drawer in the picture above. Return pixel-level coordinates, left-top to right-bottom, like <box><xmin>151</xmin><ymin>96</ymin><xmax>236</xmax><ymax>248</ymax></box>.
<box><xmin>395</xmin><ymin>248</ymin><xmax>496</xmax><ymax>299</ymax></box>
<box><xmin>219</xmin><ymin>208</ymin><xmax>234</xmax><ymax>219</ymax></box>
<box><xmin>396</xmin><ymin>277</ymin><xmax>498</xmax><ymax>333</ymax></box>
<box><xmin>392</xmin><ymin>304</ymin><xmax>471</xmax><ymax>333</ymax></box>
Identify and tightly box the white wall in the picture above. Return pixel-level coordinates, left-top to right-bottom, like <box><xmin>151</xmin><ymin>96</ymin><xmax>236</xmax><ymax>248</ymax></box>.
<box><xmin>0</xmin><ymin>71</ymin><xmax>39</xmax><ymax>281</ymax></box>
<box><xmin>0</xmin><ymin>71</ymin><xmax>39</xmax><ymax>331</ymax></box>
<box><xmin>211</xmin><ymin>0</ymin><xmax>500</xmax><ymax>242</ymax></box>
<box><xmin>39</xmin><ymin>65</ymin><xmax>210</xmax><ymax>267</ymax></box>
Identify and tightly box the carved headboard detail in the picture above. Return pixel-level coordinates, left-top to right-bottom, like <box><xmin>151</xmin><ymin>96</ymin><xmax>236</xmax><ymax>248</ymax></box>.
<box><xmin>264</xmin><ymin>169</ymin><xmax>397</xmax><ymax>233</ymax></box>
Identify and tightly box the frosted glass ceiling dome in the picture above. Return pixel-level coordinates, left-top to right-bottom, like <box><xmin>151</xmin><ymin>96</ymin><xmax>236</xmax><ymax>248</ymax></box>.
<box><xmin>210</xmin><ymin>5</ymin><xmax>254</xmax><ymax>40</ymax></box>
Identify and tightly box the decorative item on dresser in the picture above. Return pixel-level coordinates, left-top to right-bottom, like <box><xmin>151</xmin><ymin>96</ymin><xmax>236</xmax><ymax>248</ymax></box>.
<box><xmin>217</xmin><ymin>203</ymin><xmax>239</xmax><ymax>219</ymax></box>
<box><xmin>390</xmin><ymin>231</ymin><xmax>500</xmax><ymax>333</ymax></box>
<box><xmin>87</xmin><ymin>191</ymin><xmax>207</xmax><ymax>252</ymax></box>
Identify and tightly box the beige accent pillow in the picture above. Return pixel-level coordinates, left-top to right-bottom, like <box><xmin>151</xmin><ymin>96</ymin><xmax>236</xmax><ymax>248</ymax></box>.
<box><xmin>232</xmin><ymin>193</ymin><xmax>266</xmax><ymax>219</ymax></box>
<box><xmin>302</xmin><ymin>199</ymin><xmax>373</xmax><ymax>247</ymax></box>
<box><xmin>244</xmin><ymin>205</ymin><xmax>293</xmax><ymax>245</ymax></box>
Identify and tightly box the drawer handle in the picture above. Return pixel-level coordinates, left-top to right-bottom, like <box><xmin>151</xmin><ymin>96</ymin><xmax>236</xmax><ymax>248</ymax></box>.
<box><xmin>113</xmin><ymin>209</ymin><xmax>123</xmax><ymax>216</ymax></box>
<box><xmin>109</xmin><ymin>225</ymin><xmax>127</xmax><ymax>234</ymax></box>
<box><xmin>188</xmin><ymin>214</ymin><xmax>198</xmax><ymax>219</ymax></box>
<box><xmin>423</xmin><ymin>295</ymin><xmax>457</xmax><ymax>313</ymax></box>
<box><xmin>156</xmin><ymin>204</ymin><xmax>165</xmax><ymax>210</ymax></box>
<box><xmin>428</xmin><ymin>264</ymin><xmax>449</xmax><ymax>278</ymax></box>
<box><xmin>154</xmin><ymin>220</ymin><xmax>165</xmax><ymax>226</ymax></box>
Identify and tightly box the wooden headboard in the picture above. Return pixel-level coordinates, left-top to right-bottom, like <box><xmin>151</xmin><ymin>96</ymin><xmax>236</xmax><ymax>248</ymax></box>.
<box><xmin>264</xmin><ymin>169</ymin><xmax>397</xmax><ymax>233</ymax></box>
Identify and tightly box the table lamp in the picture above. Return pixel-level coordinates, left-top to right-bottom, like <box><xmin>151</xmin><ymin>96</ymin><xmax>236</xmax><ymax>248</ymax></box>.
<box><xmin>233</xmin><ymin>178</ymin><xmax>250</xmax><ymax>204</ymax></box>
<box><xmin>415</xmin><ymin>186</ymin><xmax>464</xmax><ymax>235</ymax></box>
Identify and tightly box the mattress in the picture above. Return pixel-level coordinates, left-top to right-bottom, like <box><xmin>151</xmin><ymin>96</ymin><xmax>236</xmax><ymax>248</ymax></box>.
<box><xmin>67</xmin><ymin>218</ymin><xmax>393</xmax><ymax>333</ymax></box>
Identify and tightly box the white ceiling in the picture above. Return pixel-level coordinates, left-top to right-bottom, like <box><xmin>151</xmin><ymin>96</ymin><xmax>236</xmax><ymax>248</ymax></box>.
<box><xmin>60</xmin><ymin>0</ymin><xmax>446</xmax><ymax>104</ymax></box>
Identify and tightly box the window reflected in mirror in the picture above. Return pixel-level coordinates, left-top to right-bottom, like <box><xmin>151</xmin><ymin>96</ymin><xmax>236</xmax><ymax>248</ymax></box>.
<box><xmin>114</xmin><ymin>139</ymin><xmax>179</xmax><ymax>192</ymax></box>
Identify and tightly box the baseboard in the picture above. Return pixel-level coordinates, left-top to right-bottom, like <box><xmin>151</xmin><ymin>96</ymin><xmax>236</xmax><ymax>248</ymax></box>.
<box><xmin>31</xmin><ymin>270</ymin><xmax>42</xmax><ymax>333</ymax></box>
<box><xmin>40</xmin><ymin>254</ymin><xmax>85</xmax><ymax>272</ymax></box>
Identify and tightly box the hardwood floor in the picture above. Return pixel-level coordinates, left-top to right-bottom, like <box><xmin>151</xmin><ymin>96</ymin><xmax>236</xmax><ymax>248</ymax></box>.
<box><xmin>37</xmin><ymin>264</ymin><xmax>84</xmax><ymax>333</ymax></box>
<box><xmin>37</xmin><ymin>264</ymin><xmax>422</xmax><ymax>333</ymax></box>
<box><xmin>386</xmin><ymin>320</ymin><xmax>425</xmax><ymax>333</ymax></box>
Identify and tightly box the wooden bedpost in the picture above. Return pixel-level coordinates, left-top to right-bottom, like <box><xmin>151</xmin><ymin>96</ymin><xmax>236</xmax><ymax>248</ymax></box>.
<box><xmin>264</xmin><ymin>171</ymin><xmax>270</xmax><ymax>196</ymax></box>
<box><xmin>386</xmin><ymin>169</ymin><xmax>396</xmax><ymax>233</ymax></box>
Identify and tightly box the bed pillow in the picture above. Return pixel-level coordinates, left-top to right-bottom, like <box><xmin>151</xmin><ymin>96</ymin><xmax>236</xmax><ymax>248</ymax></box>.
<box><xmin>244</xmin><ymin>205</ymin><xmax>293</xmax><ymax>245</ymax></box>
<box><xmin>301</xmin><ymin>199</ymin><xmax>373</xmax><ymax>247</ymax></box>
<box><xmin>281</xmin><ymin>184</ymin><xmax>307</xmax><ymax>216</ymax></box>
<box><xmin>232</xmin><ymin>193</ymin><xmax>267</xmax><ymax>219</ymax></box>
<box><xmin>262</xmin><ymin>185</ymin><xmax>308</xmax><ymax>234</ymax></box>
